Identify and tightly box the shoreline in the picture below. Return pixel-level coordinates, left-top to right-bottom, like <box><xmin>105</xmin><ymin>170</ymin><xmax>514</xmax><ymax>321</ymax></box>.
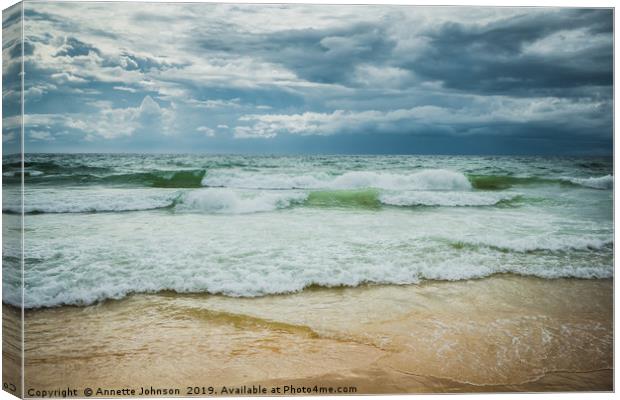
<box><xmin>6</xmin><ymin>271</ymin><xmax>614</xmax><ymax>311</ymax></box>
<box><xmin>3</xmin><ymin>275</ymin><xmax>613</xmax><ymax>395</ymax></box>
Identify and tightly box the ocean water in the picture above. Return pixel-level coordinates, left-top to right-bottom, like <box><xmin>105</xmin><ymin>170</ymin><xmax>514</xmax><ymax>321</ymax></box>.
<box><xmin>1</xmin><ymin>154</ymin><xmax>613</xmax><ymax>308</ymax></box>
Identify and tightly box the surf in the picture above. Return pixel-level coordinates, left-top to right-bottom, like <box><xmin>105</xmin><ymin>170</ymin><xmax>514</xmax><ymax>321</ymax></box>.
<box><xmin>202</xmin><ymin>169</ymin><xmax>473</xmax><ymax>191</ymax></box>
<box><xmin>468</xmin><ymin>174</ymin><xmax>613</xmax><ymax>190</ymax></box>
<box><xmin>7</xmin><ymin>187</ymin><xmax>525</xmax><ymax>215</ymax></box>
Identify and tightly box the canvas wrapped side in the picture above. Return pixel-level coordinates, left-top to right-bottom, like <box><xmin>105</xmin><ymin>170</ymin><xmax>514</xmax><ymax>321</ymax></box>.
<box><xmin>2</xmin><ymin>2</ymin><xmax>24</xmax><ymax>398</ymax></box>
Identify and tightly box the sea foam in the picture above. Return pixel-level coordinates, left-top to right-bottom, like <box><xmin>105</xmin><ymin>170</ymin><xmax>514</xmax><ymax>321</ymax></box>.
<box><xmin>175</xmin><ymin>189</ymin><xmax>307</xmax><ymax>214</ymax></box>
<box><xmin>380</xmin><ymin>191</ymin><xmax>519</xmax><ymax>207</ymax></box>
<box><xmin>566</xmin><ymin>175</ymin><xmax>613</xmax><ymax>190</ymax></box>
<box><xmin>5</xmin><ymin>209</ymin><xmax>612</xmax><ymax>309</ymax></box>
<box><xmin>11</xmin><ymin>189</ymin><xmax>179</xmax><ymax>214</ymax></box>
<box><xmin>203</xmin><ymin>169</ymin><xmax>472</xmax><ymax>191</ymax></box>
<box><xmin>4</xmin><ymin>155</ymin><xmax>613</xmax><ymax>309</ymax></box>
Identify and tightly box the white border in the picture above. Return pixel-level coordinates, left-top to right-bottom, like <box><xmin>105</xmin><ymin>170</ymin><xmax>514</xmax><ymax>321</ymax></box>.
<box><xmin>0</xmin><ymin>1</ymin><xmax>616</xmax><ymax>400</ymax></box>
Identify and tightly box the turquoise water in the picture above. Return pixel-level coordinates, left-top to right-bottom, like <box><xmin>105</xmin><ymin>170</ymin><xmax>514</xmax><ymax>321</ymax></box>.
<box><xmin>2</xmin><ymin>154</ymin><xmax>613</xmax><ymax>308</ymax></box>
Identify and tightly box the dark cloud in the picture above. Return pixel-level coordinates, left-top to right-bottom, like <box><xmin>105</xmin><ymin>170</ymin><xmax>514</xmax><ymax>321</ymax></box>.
<box><xmin>54</xmin><ymin>36</ymin><xmax>100</xmax><ymax>57</ymax></box>
<box><xmin>2</xmin><ymin>5</ymin><xmax>21</xmax><ymax>28</ymax></box>
<box><xmin>24</xmin><ymin>9</ymin><xmax>64</xmax><ymax>23</ymax></box>
<box><xmin>262</xmin><ymin>23</ymin><xmax>396</xmax><ymax>84</ymax></box>
<box><xmin>9</xmin><ymin>40</ymin><xmax>35</xmax><ymax>58</ymax></box>
<box><xmin>24</xmin><ymin>8</ymin><xmax>119</xmax><ymax>40</ymax></box>
<box><xmin>404</xmin><ymin>9</ymin><xmax>613</xmax><ymax>96</ymax></box>
<box><xmin>110</xmin><ymin>50</ymin><xmax>183</xmax><ymax>72</ymax></box>
<box><xmin>194</xmin><ymin>8</ymin><xmax>612</xmax><ymax>99</ymax></box>
<box><xmin>2</xmin><ymin>3</ymin><xmax>24</xmax><ymax>156</ymax></box>
<box><xmin>198</xmin><ymin>22</ymin><xmax>396</xmax><ymax>85</ymax></box>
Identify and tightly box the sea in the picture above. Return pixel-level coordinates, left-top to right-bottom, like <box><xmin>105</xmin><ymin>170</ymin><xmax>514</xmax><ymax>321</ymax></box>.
<box><xmin>1</xmin><ymin>154</ymin><xmax>613</xmax><ymax>309</ymax></box>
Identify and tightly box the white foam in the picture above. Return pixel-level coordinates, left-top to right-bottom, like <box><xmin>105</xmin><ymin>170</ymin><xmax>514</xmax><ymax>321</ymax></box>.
<box><xmin>203</xmin><ymin>171</ymin><xmax>327</xmax><ymax>189</ymax></box>
<box><xmin>15</xmin><ymin>188</ymin><xmax>178</xmax><ymax>213</ymax></box>
<box><xmin>380</xmin><ymin>191</ymin><xmax>518</xmax><ymax>207</ymax></box>
<box><xmin>455</xmin><ymin>236</ymin><xmax>613</xmax><ymax>253</ymax></box>
<box><xmin>175</xmin><ymin>189</ymin><xmax>307</xmax><ymax>214</ymax></box>
<box><xmin>3</xmin><ymin>169</ymin><xmax>43</xmax><ymax>177</ymax></box>
<box><xmin>567</xmin><ymin>175</ymin><xmax>613</xmax><ymax>190</ymax></box>
<box><xmin>6</xmin><ymin>207</ymin><xmax>612</xmax><ymax>308</ymax></box>
<box><xmin>9</xmin><ymin>188</ymin><xmax>307</xmax><ymax>215</ymax></box>
<box><xmin>334</xmin><ymin>169</ymin><xmax>472</xmax><ymax>191</ymax></box>
<box><xmin>8</xmin><ymin>259</ymin><xmax>612</xmax><ymax>309</ymax></box>
<box><xmin>203</xmin><ymin>169</ymin><xmax>472</xmax><ymax>191</ymax></box>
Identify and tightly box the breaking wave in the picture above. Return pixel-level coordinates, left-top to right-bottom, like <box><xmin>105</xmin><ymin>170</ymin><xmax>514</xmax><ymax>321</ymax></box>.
<box><xmin>5</xmin><ymin>189</ymin><xmax>180</xmax><ymax>214</ymax></box>
<box><xmin>7</xmin><ymin>187</ymin><xmax>523</xmax><ymax>214</ymax></box>
<box><xmin>175</xmin><ymin>189</ymin><xmax>306</xmax><ymax>214</ymax></box>
<box><xmin>566</xmin><ymin>175</ymin><xmax>613</xmax><ymax>190</ymax></box>
<box><xmin>3</xmin><ymin>155</ymin><xmax>613</xmax><ymax>310</ymax></box>
<box><xmin>4</xmin><ymin>167</ymin><xmax>207</xmax><ymax>188</ymax></box>
<box><xmin>5</xmin><ymin>250</ymin><xmax>612</xmax><ymax>308</ymax></box>
<box><xmin>5</xmin><ymin>161</ymin><xmax>611</xmax><ymax>193</ymax></box>
<box><xmin>203</xmin><ymin>169</ymin><xmax>473</xmax><ymax>191</ymax></box>
<box><xmin>468</xmin><ymin>174</ymin><xmax>613</xmax><ymax>190</ymax></box>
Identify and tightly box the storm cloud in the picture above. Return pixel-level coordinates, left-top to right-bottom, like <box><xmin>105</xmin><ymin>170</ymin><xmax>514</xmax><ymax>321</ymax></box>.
<box><xmin>2</xmin><ymin>3</ymin><xmax>613</xmax><ymax>155</ymax></box>
<box><xmin>406</xmin><ymin>9</ymin><xmax>613</xmax><ymax>96</ymax></box>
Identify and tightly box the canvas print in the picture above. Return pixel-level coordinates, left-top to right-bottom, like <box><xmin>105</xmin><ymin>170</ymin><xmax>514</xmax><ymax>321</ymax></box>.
<box><xmin>1</xmin><ymin>1</ymin><xmax>614</xmax><ymax>397</ymax></box>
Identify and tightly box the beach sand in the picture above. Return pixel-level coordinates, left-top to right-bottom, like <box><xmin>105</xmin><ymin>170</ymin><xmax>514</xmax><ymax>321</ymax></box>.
<box><xmin>3</xmin><ymin>275</ymin><xmax>613</xmax><ymax>396</ymax></box>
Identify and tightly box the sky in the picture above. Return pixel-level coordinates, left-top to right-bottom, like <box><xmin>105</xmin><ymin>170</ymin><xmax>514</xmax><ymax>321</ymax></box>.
<box><xmin>1</xmin><ymin>2</ymin><xmax>614</xmax><ymax>155</ymax></box>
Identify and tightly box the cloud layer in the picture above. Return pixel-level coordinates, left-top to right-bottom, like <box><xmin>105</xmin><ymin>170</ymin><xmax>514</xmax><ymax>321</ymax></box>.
<box><xmin>2</xmin><ymin>3</ymin><xmax>613</xmax><ymax>154</ymax></box>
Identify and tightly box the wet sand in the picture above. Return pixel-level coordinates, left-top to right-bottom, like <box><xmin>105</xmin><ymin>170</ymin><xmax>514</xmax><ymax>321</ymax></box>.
<box><xmin>3</xmin><ymin>275</ymin><xmax>613</xmax><ymax>396</ymax></box>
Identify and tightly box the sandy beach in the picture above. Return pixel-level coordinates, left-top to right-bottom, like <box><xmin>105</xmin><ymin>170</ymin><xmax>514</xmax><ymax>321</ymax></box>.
<box><xmin>3</xmin><ymin>275</ymin><xmax>612</xmax><ymax>396</ymax></box>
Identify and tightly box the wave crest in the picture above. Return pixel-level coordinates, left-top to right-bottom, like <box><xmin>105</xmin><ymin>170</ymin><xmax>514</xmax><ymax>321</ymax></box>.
<box><xmin>567</xmin><ymin>175</ymin><xmax>613</xmax><ymax>190</ymax></box>
<box><xmin>11</xmin><ymin>189</ymin><xmax>179</xmax><ymax>214</ymax></box>
<box><xmin>468</xmin><ymin>174</ymin><xmax>613</xmax><ymax>190</ymax></box>
<box><xmin>203</xmin><ymin>169</ymin><xmax>472</xmax><ymax>191</ymax></box>
<box><xmin>175</xmin><ymin>189</ymin><xmax>307</xmax><ymax>214</ymax></box>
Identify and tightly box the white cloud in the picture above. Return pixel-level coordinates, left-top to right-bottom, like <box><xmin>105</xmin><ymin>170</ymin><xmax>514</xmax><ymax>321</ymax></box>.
<box><xmin>23</xmin><ymin>83</ymin><xmax>58</xmax><ymax>101</ymax></box>
<box><xmin>197</xmin><ymin>126</ymin><xmax>215</xmax><ymax>137</ymax></box>
<box><xmin>19</xmin><ymin>96</ymin><xmax>177</xmax><ymax>140</ymax></box>
<box><xmin>2</xmin><ymin>115</ymin><xmax>21</xmax><ymax>131</ymax></box>
<box><xmin>188</xmin><ymin>98</ymin><xmax>241</xmax><ymax>109</ymax></box>
<box><xmin>235</xmin><ymin>97</ymin><xmax>608</xmax><ymax>138</ymax></box>
<box><xmin>82</xmin><ymin>95</ymin><xmax>176</xmax><ymax>139</ymax></box>
<box><xmin>51</xmin><ymin>72</ymin><xmax>89</xmax><ymax>84</ymax></box>
<box><xmin>523</xmin><ymin>28</ymin><xmax>612</xmax><ymax>58</ymax></box>
<box><xmin>113</xmin><ymin>86</ymin><xmax>138</xmax><ymax>93</ymax></box>
<box><xmin>28</xmin><ymin>130</ymin><xmax>55</xmax><ymax>141</ymax></box>
<box><xmin>353</xmin><ymin>64</ymin><xmax>413</xmax><ymax>88</ymax></box>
